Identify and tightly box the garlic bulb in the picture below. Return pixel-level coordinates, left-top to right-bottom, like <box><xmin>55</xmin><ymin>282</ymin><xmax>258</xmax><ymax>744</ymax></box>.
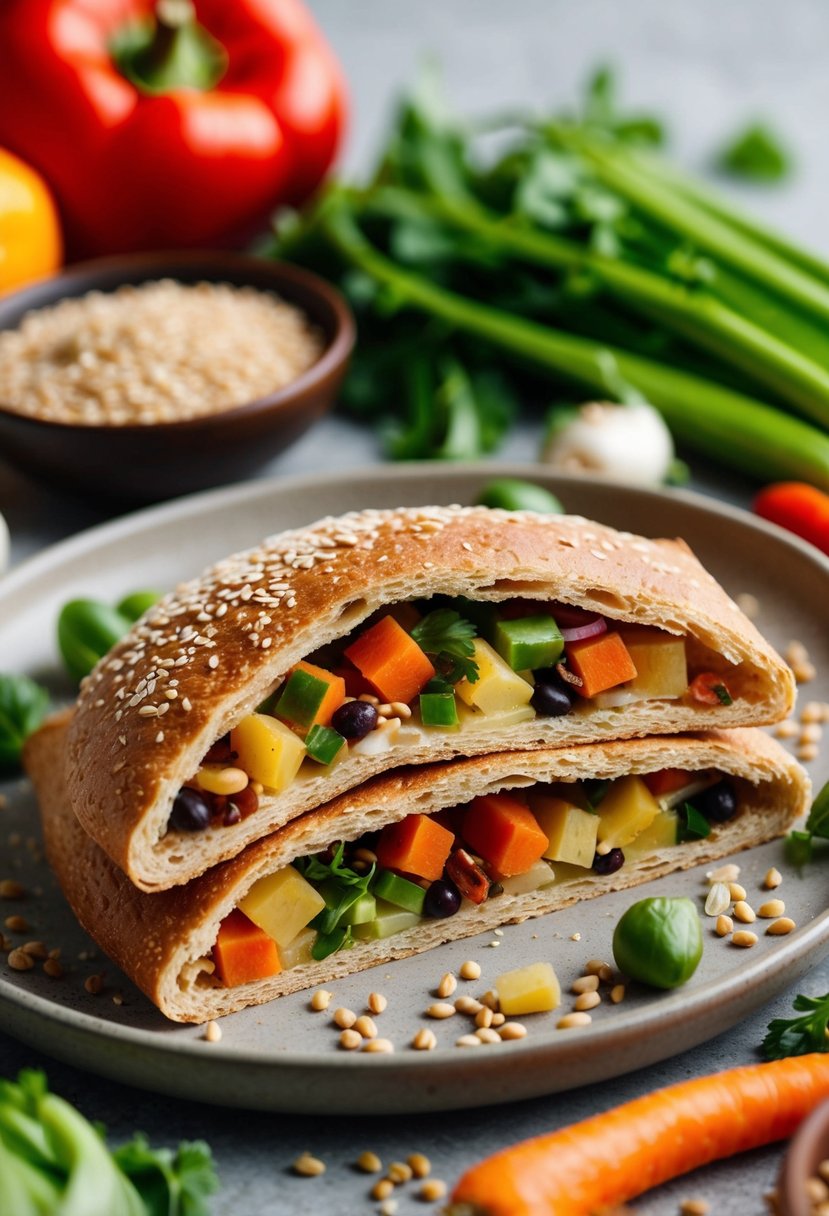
<box><xmin>542</xmin><ymin>401</ymin><xmax>675</xmax><ymax>485</ymax></box>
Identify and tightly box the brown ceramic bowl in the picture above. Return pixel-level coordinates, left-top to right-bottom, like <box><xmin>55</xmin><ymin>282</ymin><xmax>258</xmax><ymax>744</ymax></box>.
<box><xmin>0</xmin><ymin>251</ymin><xmax>355</xmax><ymax>502</ymax></box>
<box><xmin>777</xmin><ymin>1096</ymin><xmax>829</xmax><ymax>1216</ymax></box>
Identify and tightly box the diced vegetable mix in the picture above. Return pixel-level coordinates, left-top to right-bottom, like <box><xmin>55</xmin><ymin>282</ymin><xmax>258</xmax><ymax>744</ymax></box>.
<box><xmin>165</xmin><ymin>593</ymin><xmax>743</xmax><ymax>839</ymax></box>
<box><xmin>208</xmin><ymin>766</ymin><xmax>741</xmax><ymax>986</ymax></box>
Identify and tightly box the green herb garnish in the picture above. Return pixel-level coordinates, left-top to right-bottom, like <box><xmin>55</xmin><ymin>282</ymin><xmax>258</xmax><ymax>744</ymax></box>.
<box><xmin>411</xmin><ymin>609</ymin><xmax>479</xmax><ymax>684</ymax></box>
<box><xmin>677</xmin><ymin>803</ymin><xmax>711</xmax><ymax>842</ymax></box>
<box><xmin>712</xmin><ymin>683</ymin><xmax>733</xmax><ymax>707</ymax></box>
<box><xmin>762</xmin><ymin>992</ymin><xmax>829</xmax><ymax>1060</ymax></box>
<box><xmin>786</xmin><ymin>828</ymin><xmax>815</xmax><ymax>867</ymax></box>
<box><xmin>781</xmin><ymin>780</ymin><xmax>829</xmax><ymax>865</ymax></box>
<box><xmin>0</xmin><ymin>675</ymin><xmax>49</xmax><ymax>773</ymax></box>
<box><xmin>716</xmin><ymin>122</ymin><xmax>792</xmax><ymax>183</ymax></box>
<box><xmin>300</xmin><ymin>844</ymin><xmax>376</xmax><ymax>950</ymax></box>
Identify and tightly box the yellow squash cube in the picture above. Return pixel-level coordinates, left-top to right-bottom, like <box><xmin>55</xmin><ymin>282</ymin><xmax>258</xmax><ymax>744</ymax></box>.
<box><xmin>238</xmin><ymin>866</ymin><xmax>325</xmax><ymax>949</ymax></box>
<box><xmin>456</xmin><ymin>639</ymin><xmax>534</xmax><ymax>715</ymax></box>
<box><xmin>618</xmin><ymin>628</ymin><xmax>688</xmax><ymax>698</ymax></box>
<box><xmin>627</xmin><ymin>811</ymin><xmax>679</xmax><ymax>858</ymax></box>
<box><xmin>530</xmin><ymin>795</ymin><xmax>599</xmax><ymax>869</ymax></box>
<box><xmin>278</xmin><ymin>926</ymin><xmax>317</xmax><ymax>970</ymax></box>
<box><xmin>496</xmin><ymin>961</ymin><xmax>561</xmax><ymax>1016</ymax></box>
<box><xmin>230</xmin><ymin>712</ymin><xmax>306</xmax><ymax>791</ymax></box>
<box><xmin>596</xmin><ymin>775</ymin><xmax>661</xmax><ymax>849</ymax></box>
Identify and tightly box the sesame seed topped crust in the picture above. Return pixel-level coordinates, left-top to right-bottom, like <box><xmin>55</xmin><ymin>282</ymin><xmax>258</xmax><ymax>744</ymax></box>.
<box><xmin>64</xmin><ymin>506</ymin><xmax>795</xmax><ymax>891</ymax></box>
<box><xmin>31</xmin><ymin>717</ymin><xmax>808</xmax><ymax>1022</ymax></box>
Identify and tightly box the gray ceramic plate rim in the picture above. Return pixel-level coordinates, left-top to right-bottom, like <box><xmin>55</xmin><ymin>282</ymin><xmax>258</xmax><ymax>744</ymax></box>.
<box><xmin>2</xmin><ymin>463</ymin><xmax>828</xmax><ymax>1113</ymax></box>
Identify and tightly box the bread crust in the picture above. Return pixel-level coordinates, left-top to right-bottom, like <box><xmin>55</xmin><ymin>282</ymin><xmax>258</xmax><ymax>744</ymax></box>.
<box><xmin>31</xmin><ymin>714</ymin><xmax>808</xmax><ymax>1023</ymax></box>
<box><xmin>65</xmin><ymin>507</ymin><xmax>795</xmax><ymax>890</ymax></box>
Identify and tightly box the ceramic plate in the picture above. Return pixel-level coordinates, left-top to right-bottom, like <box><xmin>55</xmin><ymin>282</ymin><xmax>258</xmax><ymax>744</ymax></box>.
<box><xmin>1</xmin><ymin>465</ymin><xmax>827</xmax><ymax>1114</ymax></box>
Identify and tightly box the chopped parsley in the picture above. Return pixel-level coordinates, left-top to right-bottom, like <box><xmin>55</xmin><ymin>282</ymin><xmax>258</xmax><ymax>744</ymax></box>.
<box><xmin>411</xmin><ymin>609</ymin><xmax>480</xmax><ymax>684</ymax></box>
<box><xmin>763</xmin><ymin>992</ymin><xmax>829</xmax><ymax>1060</ymax></box>
<box><xmin>712</xmin><ymin>683</ymin><xmax>733</xmax><ymax>706</ymax></box>
<box><xmin>298</xmin><ymin>844</ymin><xmax>374</xmax><ymax>959</ymax></box>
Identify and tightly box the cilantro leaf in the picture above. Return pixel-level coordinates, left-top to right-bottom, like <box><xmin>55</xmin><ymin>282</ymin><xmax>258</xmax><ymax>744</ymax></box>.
<box><xmin>411</xmin><ymin>609</ymin><xmax>479</xmax><ymax>684</ymax></box>
<box><xmin>114</xmin><ymin>1136</ymin><xmax>218</xmax><ymax>1216</ymax></box>
<box><xmin>786</xmin><ymin>829</ymin><xmax>814</xmax><ymax>867</ymax></box>
<box><xmin>762</xmin><ymin>992</ymin><xmax>829</xmax><ymax>1061</ymax></box>
<box><xmin>806</xmin><ymin>780</ymin><xmax>829</xmax><ymax>841</ymax></box>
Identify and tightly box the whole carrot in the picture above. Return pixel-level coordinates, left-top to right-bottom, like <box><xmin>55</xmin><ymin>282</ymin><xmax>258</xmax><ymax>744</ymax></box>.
<box><xmin>451</xmin><ymin>1054</ymin><xmax>829</xmax><ymax>1216</ymax></box>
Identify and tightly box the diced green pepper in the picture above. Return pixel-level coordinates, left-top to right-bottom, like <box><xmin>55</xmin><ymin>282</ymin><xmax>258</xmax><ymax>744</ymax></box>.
<box><xmin>337</xmin><ymin>891</ymin><xmax>377</xmax><ymax>926</ymax></box>
<box><xmin>494</xmin><ymin>615</ymin><xmax>564</xmax><ymax>672</ymax></box>
<box><xmin>275</xmin><ymin>668</ymin><xmax>330</xmax><ymax>728</ymax></box>
<box><xmin>419</xmin><ymin>689</ymin><xmax>459</xmax><ymax>727</ymax></box>
<box><xmin>352</xmin><ymin>899</ymin><xmax>421</xmax><ymax>940</ymax></box>
<box><xmin>305</xmin><ymin>724</ymin><xmax>346</xmax><ymax>765</ymax></box>
<box><xmin>373</xmin><ymin>870</ymin><xmax>427</xmax><ymax>915</ymax></box>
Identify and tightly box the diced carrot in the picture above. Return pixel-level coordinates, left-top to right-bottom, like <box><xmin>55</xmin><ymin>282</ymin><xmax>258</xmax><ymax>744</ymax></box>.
<box><xmin>345</xmin><ymin>615</ymin><xmax>435</xmax><ymax>704</ymax></box>
<box><xmin>643</xmin><ymin>769</ymin><xmax>695</xmax><ymax>798</ymax></box>
<box><xmin>565</xmin><ymin>631</ymin><xmax>637</xmax><ymax>698</ymax></box>
<box><xmin>463</xmin><ymin>793</ymin><xmax>549</xmax><ymax>877</ymax></box>
<box><xmin>285</xmin><ymin>660</ymin><xmax>346</xmax><ymax>729</ymax></box>
<box><xmin>212</xmin><ymin>909</ymin><xmax>282</xmax><ymax>988</ymax></box>
<box><xmin>375</xmin><ymin>812</ymin><xmax>454</xmax><ymax>881</ymax></box>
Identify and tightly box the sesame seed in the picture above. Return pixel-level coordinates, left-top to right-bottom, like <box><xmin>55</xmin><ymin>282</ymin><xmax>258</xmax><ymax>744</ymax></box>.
<box><xmin>208</xmin><ymin>655</ymin><xmax>219</xmax><ymax>669</ymax></box>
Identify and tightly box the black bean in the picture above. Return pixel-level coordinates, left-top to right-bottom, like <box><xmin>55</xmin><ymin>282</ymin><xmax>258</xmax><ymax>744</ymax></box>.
<box><xmin>332</xmin><ymin>700</ymin><xmax>378</xmax><ymax>740</ymax></box>
<box><xmin>423</xmin><ymin>879</ymin><xmax>461</xmax><ymax>918</ymax></box>
<box><xmin>692</xmin><ymin>780</ymin><xmax>738</xmax><ymax>823</ymax></box>
<box><xmin>169</xmin><ymin>787</ymin><xmax>212</xmax><ymax>832</ymax></box>
<box><xmin>593</xmin><ymin>847</ymin><xmax>624</xmax><ymax>875</ymax></box>
<box><xmin>531</xmin><ymin>681</ymin><xmax>572</xmax><ymax>717</ymax></box>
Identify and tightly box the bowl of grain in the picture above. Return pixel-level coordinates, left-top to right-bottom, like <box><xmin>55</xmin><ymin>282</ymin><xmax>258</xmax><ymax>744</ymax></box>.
<box><xmin>776</xmin><ymin>1097</ymin><xmax>829</xmax><ymax>1216</ymax></box>
<box><xmin>0</xmin><ymin>251</ymin><xmax>355</xmax><ymax>501</ymax></box>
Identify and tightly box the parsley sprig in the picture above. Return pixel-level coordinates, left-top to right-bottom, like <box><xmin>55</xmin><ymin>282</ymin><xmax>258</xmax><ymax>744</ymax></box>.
<box><xmin>762</xmin><ymin>993</ymin><xmax>829</xmax><ymax>1060</ymax></box>
<box><xmin>411</xmin><ymin>609</ymin><xmax>479</xmax><ymax>684</ymax></box>
<box><xmin>784</xmin><ymin>778</ymin><xmax>829</xmax><ymax>865</ymax></box>
<box><xmin>298</xmin><ymin>844</ymin><xmax>375</xmax><ymax>960</ymax></box>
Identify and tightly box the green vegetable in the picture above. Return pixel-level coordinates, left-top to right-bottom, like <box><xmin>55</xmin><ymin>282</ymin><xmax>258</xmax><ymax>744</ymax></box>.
<box><xmin>677</xmin><ymin>802</ymin><xmax>712</xmax><ymax>842</ymax></box>
<box><xmin>419</xmin><ymin>687</ymin><xmax>460</xmax><ymax>727</ymax></box>
<box><xmin>786</xmin><ymin>828</ymin><xmax>815</xmax><ymax>867</ymax></box>
<box><xmin>716</xmin><ymin>122</ymin><xmax>792</xmax><ymax>183</ymax></box>
<box><xmin>780</xmin><ymin>780</ymin><xmax>829</xmax><ymax>864</ymax></box>
<box><xmin>475</xmin><ymin>478</ymin><xmax>563</xmax><ymax>514</ymax></box>
<box><xmin>301</xmin><ymin>844</ymin><xmax>375</xmax><ymax>949</ymax></box>
<box><xmin>0</xmin><ymin>1070</ymin><xmax>217</xmax><ymax>1216</ymax></box>
<box><xmin>411</xmin><ymin>609</ymin><xmax>479</xmax><ymax>684</ymax></box>
<box><xmin>612</xmin><ymin>896</ymin><xmax>703</xmax><ymax>989</ymax></box>
<box><xmin>0</xmin><ymin>675</ymin><xmax>49</xmax><ymax>772</ymax></box>
<box><xmin>352</xmin><ymin>900</ymin><xmax>421</xmax><ymax>940</ymax></box>
<box><xmin>116</xmin><ymin>590</ymin><xmax>163</xmax><ymax>622</ymax></box>
<box><xmin>304</xmin><ymin>724</ymin><xmax>346</xmax><ymax>765</ymax></box>
<box><xmin>762</xmin><ymin>992</ymin><xmax>829</xmax><ymax>1060</ymax></box>
<box><xmin>494</xmin><ymin>615</ymin><xmax>563</xmax><ymax>672</ymax></box>
<box><xmin>275</xmin><ymin>668</ymin><xmax>330</xmax><ymax>728</ymax></box>
<box><xmin>272</xmin><ymin>67</ymin><xmax>829</xmax><ymax>489</ymax></box>
<box><xmin>373</xmin><ymin>869</ymin><xmax>427</xmax><ymax>915</ymax></box>
<box><xmin>57</xmin><ymin>599</ymin><xmax>133</xmax><ymax>684</ymax></box>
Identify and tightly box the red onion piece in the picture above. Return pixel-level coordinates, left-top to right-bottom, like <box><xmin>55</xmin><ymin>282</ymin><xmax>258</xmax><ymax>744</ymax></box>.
<box><xmin>559</xmin><ymin>615</ymin><xmax>607</xmax><ymax>643</ymax></box>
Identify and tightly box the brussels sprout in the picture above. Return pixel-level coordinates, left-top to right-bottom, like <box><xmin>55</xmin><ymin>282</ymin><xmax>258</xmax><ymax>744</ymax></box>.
<box><xmin>613</xmin><ymin>895</ymin><xmax>703</xmax><ymax>989</ymax></box>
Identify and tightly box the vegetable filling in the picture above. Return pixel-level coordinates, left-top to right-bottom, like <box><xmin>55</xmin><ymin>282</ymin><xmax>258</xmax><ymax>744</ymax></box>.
<box><xmin>170</xmin><ymin>597</ymin><xmax>737</xmax><ymax>835</ymax></box>
<box><xmin>207</xmin><ymin>766</ymin><xmax>740</xmax><ymax>988</ymax></box>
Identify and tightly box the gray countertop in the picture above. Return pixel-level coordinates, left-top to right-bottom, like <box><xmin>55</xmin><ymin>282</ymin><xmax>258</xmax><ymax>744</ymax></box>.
<box><xmin>2</xmin><ymin>0</ymin><xmax>829</xmax><ymax>1211</ymax></box>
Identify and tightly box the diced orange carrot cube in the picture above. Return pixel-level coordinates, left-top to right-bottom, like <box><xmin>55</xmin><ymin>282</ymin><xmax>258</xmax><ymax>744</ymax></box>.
<box><xmin>344</xmin><ymin>615</ymin><xmax>435</xmax><ymax>704</ymax></box>
<box><xmin>462</xmin><ymin>793</ymin><xmax>549</xmax><ymax>877</ymax></box>
<box><xmin>643</xmin><ymin>768</ymin><xmax>695</xmax><ymax>797</ymax></box>
<box><xmin>565</xmin><ymin>631</ymin><xmax>637</xmax><ymax>698</ymax></box>
<box><xmin>376</xmin><ymin>813</ymin><xmax>455</xmax><ymax>881</ymax></box>
<box><xmin>213</xmin><ymin>909</ymin><xmax>282</xmax><ymax>988</ymax></box>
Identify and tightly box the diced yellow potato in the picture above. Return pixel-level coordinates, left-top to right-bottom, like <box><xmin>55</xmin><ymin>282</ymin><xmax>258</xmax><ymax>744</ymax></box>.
<box><xmin>530</xmin><ymin>795</ymin><xmax>599</xmax><ymax>869</ymax></box>
<box><xmin>279</xmin><ymin>926</ymin><xmax>317</xmax><ymax>970</ymax></box>
<box><xmin>496</xmin><ymin>961</ymin><xmax>561</xmax><ymax>1015</ymax></box>
<box><xmin>618</xmin><ymin>628</ymin><xmax>688</xmax><ymax>698</ymax></box>
<box><xmin>499</xmin><ymin>858</ymin><xmax>556</xmax><ymax>896</ymax></box>
<box><xmin>230</xmin><ymin>712</ymin><xmax>306</xmax><ymax>791</ymax></box>
<box><xmin>238</xmin><ymin>866</ymin><xmax>325</xmax><ymax>949</ymax></box>
<box><xmin>626</xmin><ymin>811</ymin><xmax>679</xmax><ymax>858</ymax></box>
<box><xmin>456</xmin><ymin>639</ymin><xmax>534</xmax><ymax>715</ymax></box>
<box><xmin>596</xmin><ymin>775</ymin><xmax>661</xmax><ymax>849</ymax></box>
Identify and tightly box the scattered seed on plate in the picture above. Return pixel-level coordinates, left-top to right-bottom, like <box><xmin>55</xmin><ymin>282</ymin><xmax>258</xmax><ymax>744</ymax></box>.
<box><xmin>758</xmin><ymin>899</ymin><xmax>786</xmax><ymax>918</ymax></box>
<box><xmin>679</xmin><ymin>1199</ymin><xmax>710</xmax><ymax>1216</ymax></box>
<box><xmin>418</xmin><ymin>1179</ymin><xmax>448</xmax><ymax>1202</ymax></box>
<box><xmin>490</xmin><ymin>1012</ymin><xmax>506</xmax><ymax>1027</ymax></box>
<box><xmin>362</xmin><ymin>1038</ymin><xmax>394</xmax><ymax>1054</ymax></box>
<box><xmin>459</xmin><ymin>960</ymin><xmax>481</xmax><ymax>981</ymax></box>
<box><xmin>480</xmin><ymin>990</ymin><xmax>500</xmax><ymax>1011</ymax></box>
<box><xmin>456</xmin><ymin>1034</ymin><xmax>482</xmax><ymax>1048</ymax></box>
<box><xmin>356</xmin><ymin>1150</ymin><xmax>382</xmax><ymax>1173</ymax></box>
<box><xmin>293</xmin><ymin>1152</ymin><xmax>326</xmax><ymax>1177</ymax></box>
<box><xmin>8</xmin><ymin>948</ymin><xmax>33</xmax><ymax>971</ymax></box>
<box><xmin>476</xmin><ymin>1027</ymin><xmax>501</xmax><ymax>1044</ymax></box>
<box><xmin>767</xmin><ymin>918</ymin><xmax>796</xmax><ymax>936</ymax></box>
<box><xmin>84</xmin><ymin>974</ymin><xmax>104</xmax><ymax>994</ymax></box>
<box><xmin>0</xmin><ymin>880</ymin><xmax>25</xmax><ymax>899</ymax></box>
<box><xmin>379</xmin><ymin>1199</ymin><xmax>397</xmax><ymax>1216</ymax></box>
<box><xmin>455</xmin><ymin>995</ymin><xmax>482</xmax><ymax>1015</ymax></box>
<box><xmin>372</xmin><ymin>1179</ymin><xmax>394</xmax><ymax>1201</ymax></box>
<box><xmin>557</xmin><ymin>1012</ymin><xmax>592</xmax><ymax>1029</ymax></box>
<box><xmin>706</xmin><ymin>863</ymin><xmax>740</xmax><ymax>884</ymax></box>
<box><xmin>610</xmin><ymin>984</ymin><xmax>626</xmax><ymax>1004</ymax></box>
<box><xmin>4</xmin><ymin>915</ymin><xmax>29</xmax><ymax>932</ymax></box>
<box><xmin>704</xmin><ymin>883</ymin><xmax>731</xmax><ymax>917</ymax></box>
<box><xmin>22</xmin><ymin>941</ymin><xmax>48</xmax><ymax>959</ymax></box>
<box><xmin>43</xmin><ymin>958</ymin><xmax>63</xmax><ymax>978</ymax></box>
<box><xmin>764</xmin><ymin>867</ymin><xmax>783</xmax><ymax>890</ymax></box>
<box><xmin>367</xmin><ymin>992</ymin><xmax>387</xmax><ymax>1015</ymax></box>
<box><xmin>572</xmin><ymin>974</ymin><xmax>600</xmax><ymax>994</ymax></box>
<box><xmin>436</xmin><ymin>972</ymin><xmax>457</xmax><ymax>999</ymax></box>
<box><xmin>574</xmin><ymin>990</ymin><xmax>601</xmax><ymax>1012</ymax></box>
<box><xmin>584</xmin><ymin>958</ymin><xmax>614</xmax><ymax>982</ymax></box>
<box><xmin>339</xmin><ymin>1029</ymin><xmax>362</xmax><ymax>1051</ymax></box>
<box><xmin>570</xmin><ymin>932</ymin><xmax>581</xmax><ymax>942</ymax></box>
<box><xmin>732</xmin><ymin>930</ymin><xmax>758</xmax><ymax>948</ymax></box>
<box><xmin>733</xmin><ymin>901</ymin><xmax>756</xmax><ymax>924</ymax></box>
<box><xmin>798</xmin><ymin>744</ymin><xmax>819</xmax><ymax>762</ymax></box>
<box><xmin>775</xmin><ymin>720</ymin><xmax>798</xmax><ymax>739</ymax></box>
<box><xmin>716</xmin><ymin>915</ymin><xmax>734</xmax><ymax>937</ymax></box>
<box><xmin>388</xmin><ymin>1162</ymin><xmax>412</xmax><ymax>1184</ymax></box>
<box><xmin>729</xmin><ymin>882</ymin><xmax>747</xmax><ymax>901</ymax></box>
<box><xmin>408</xmin><ymin>1153</ymin><xmax>431</xmax><ymax>1179</ymax></box>
<box><xmin>499</xmin><ymin>1022</ymin><xmax>528</xmax><ymax>1040</ymax></box>
<box><xmin>354</xmin><ymin>1015</ymin><xmax>378</xmax><ymax>1040</ymax></box>
<box><xmin>427</xmin><ymin>1002</ymin><xmax>456</xmax><ymax>1020</ymax></box>
<box><xmin>310</xmin><ymin>989</ymin><xmax>332</xmax><ymax>1012</ymax></box>
<box><xmin>412</xmin><ymin>1028</ymin><xmax>437</xmax><ymax>1051</ymax></box>
<box><xmin>203</xmin><ymin>1020</ymin><xmax>222</xmax><ymax>1043</ymax></box>
<box><xmin>333</xmin><ymin>1006</ymin><xmax>357</xmax><ymax>1029</ymax></box>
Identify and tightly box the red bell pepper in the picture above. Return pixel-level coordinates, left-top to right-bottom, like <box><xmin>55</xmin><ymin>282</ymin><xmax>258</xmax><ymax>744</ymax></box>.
<box><xmin>0</xmin><ymin>0</ymin><xmax>347</xmax><ymax>259</ymax></box>
<box><xmin>754</xmin><ymin>481</ymin><xmax>829</xmax><ymax>557</ymax></box>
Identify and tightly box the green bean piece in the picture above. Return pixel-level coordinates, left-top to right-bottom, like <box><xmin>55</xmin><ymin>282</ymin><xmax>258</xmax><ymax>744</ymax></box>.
<box><xmin>476</xmin><ymin>478</ymin><xmax>563</xmax><ymax>514</ymax></box>
<box><xmin>57</xmin><ymin>599</ymin><xmax>133</xmax><ymax>684</ymax></box>
<box><xmin>613</xmin><ymin>896</ymin><xmax>703</xmax><ymax>989</ymax></box>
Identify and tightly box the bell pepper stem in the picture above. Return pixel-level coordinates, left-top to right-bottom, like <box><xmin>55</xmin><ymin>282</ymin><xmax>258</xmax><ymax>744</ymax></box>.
<box><xmin>112</xmin><ymin>0</ymin><xmax>227</xmax><ymax>95</ymax></box>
